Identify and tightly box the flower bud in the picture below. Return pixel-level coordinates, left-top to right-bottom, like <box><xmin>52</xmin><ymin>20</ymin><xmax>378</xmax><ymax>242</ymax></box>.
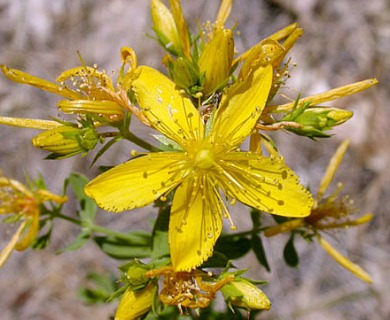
<box><xmin>221</xmin><ymin>278</ymin><xmax>271</xmax><ymax>311</ymax></box>
<box><xmin>115</xmin><ymin>283</ymin><xmax>157</xmax><ymax>320</ymax></box>
<box><xmin>125</xmin><ymin>264</ymin><xmax>150</xmax><ymax>288</ymax></box>
<box><xmin>32</xmin><ymin>125</ymin><xmax>99</xmax><ymax>157</ymax></box>
<box><xmin>151</xmin><ymin>0</ymin><xmax>182</xmax><ymax>56</ymax></box>
<box><xmin>286</xmin><ymin>106</ymin><xmax>353</xmax><ymax>138</ymax></box>
<box><xmin>198</xmin><ymin>28</ymin><xmax>234</xmax><ymax>96</ymax></box>
<box><xmin>168</xmin><ymin>57</ymin><xmax>202</xmax><ymax>95</ymax></box>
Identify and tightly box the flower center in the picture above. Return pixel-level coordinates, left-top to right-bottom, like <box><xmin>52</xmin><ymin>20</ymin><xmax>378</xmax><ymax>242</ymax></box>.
<box><xmin>194</xmin><ymin>148</ymin><xmax>215</xmax><ymax>169</ymax></box>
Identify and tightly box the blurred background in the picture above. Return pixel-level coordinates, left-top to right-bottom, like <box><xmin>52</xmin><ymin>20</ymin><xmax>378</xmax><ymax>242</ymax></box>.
<box><xmin>0</xmin><ymin>0</ymin><xmax>389</xmax><ymax>319</ymax></box>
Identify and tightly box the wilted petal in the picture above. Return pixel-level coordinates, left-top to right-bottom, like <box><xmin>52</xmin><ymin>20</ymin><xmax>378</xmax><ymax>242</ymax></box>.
<box><xmin>0</xmin><ymin>116</ymin><xmax>61</xmax><ymax>130</ymax></box>
<box><xmin>169</xmin><ymin>176</ymin><xmax>223</xmax><ymax>271</ymax></box>
<box><xmin>14</xmin><ymin>214</ymin><xmax>40</xmax><ymax>251</ymax></box>
<box><xmin>318</xmin><ymin>236</ymin><xmax>372</xmax><ymax>283</ymax></box>
<box><xmin>85</xmin><ymin>152</ymin><xmax>188</xmax><ymax>212</ymax></box>
<box><xmin>1</xmin><ymin>65</ymin><xmax>83</xmax><ymax>100</ymax></box>
<box><xmin>58</xmin><ymin>100</ymin><xmax>124</xmax><ymax>118</ymax></box>
<box><xmin>0</xmin><ymin>221</ymin><xmax>26</xmax><ymax>269</ymax></box>
<box><xmin>274</xmin><ymin>79</ymin><xmax>378</xmax><ymax>112</ymax></box>
<box><xmin>317</xmin><ymin>139</ymin><xmax>350</xmax><ymax>200</ymax></box>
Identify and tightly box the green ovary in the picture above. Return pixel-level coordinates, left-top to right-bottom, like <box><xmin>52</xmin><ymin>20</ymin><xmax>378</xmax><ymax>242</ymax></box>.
<box><xmin>194</xmin><ymin>148</ymin><xmax>215</xmax><ymax>169</ymax></box>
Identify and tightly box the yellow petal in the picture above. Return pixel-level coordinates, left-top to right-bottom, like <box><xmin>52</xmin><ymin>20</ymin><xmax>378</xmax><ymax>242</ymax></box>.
<box><xmin>318</xmin><ymin>236</ymin><xmax>372</xmax><ymax>283</ymax></box>
<box><xmin>317</xmin><ymin>140</ymin><xmax>350</xmax><ymax>200</ymax></box>
<box><xmin>169</xmin><ymin>176</ymin><xmax>223</xmax><ymax>271</ymax></box>
<box><xmin>132</xmin><ymin>66</ymin><xmax>204</xmax><ymax>149</ymax></box>
<box><xmin>211</xmin><ymin>65</ymin><xmax>273</xmax><ymax>149</ymax></box>
<box><xmin>1</xmin><ymin>65</ymin><xmax>83</xmax><ymax>100</ymax></box>
<box><xmin>0</xmin><ymin>220</ymin><xmax>27</xmax><ymax>269</ymax></box>
<box><xmin>85</xmin><ymin>152</ymin><xmax>188</xmax><ymax>212</ymax></box>
<box><xmin>0</xmin><ymin>116</ymin><xmax>61</xmax><ymax>130</ymax></box>
<box><xmin>268</xmin><ymin>23</ymin><xmax>300</xmax><ymax>42</ymax></box>
<box><xmin>217</xmin><ymin>152</ymin><xmax>313</xmax><ymax>217</ymax></box>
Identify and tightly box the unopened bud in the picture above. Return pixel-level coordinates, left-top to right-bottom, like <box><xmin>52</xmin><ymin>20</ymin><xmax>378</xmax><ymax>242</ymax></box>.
<box><xmin>285</xmin><ymin>106</ymin><xmax>353</xmax><ymax>138</ymax></box>
<box><xmin>221</xmin><ymin>278</ymin><xmax>271</xmax><ymax>311</ymax></box>
<box><xmin>151</xmin><ymin>0</ymin><xmax>181</xmax><ymax>56</ymax></box>
<box><xmin>198</xmin><ymin>28</ymin><xmax>234</xmax><ymax>96</ymax></box>
<box><xmin>32</xmin><ymin>126</ymin><xmax>99</xmax><ymax>157</ymax></box>
<box><xmin>115</xmin><ymin>283</ymin><xmax>157</xmax><ymax>320</ymax></box>
<box><xmin>126</xmin><ymin>264</ymin><xmax>150</xmax><ymax>288</ymax></box>
<box><xmin>168</xmin><ymin>57</ymin><xmax>201</xmax><ymax>95</ymax></box>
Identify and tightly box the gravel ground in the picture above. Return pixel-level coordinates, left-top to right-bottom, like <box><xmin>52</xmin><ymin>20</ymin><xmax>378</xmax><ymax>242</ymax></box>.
<box><xmin>0</xmin><ymin>1</ymin><xmax>389</xmax><ymax>319</ymax></box>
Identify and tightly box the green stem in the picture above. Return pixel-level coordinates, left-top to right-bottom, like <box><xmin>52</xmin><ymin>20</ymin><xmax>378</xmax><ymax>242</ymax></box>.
<box><xmin>90</xmin><ymin>224</ymin><xmax>142</xmax><ymax>241</ymax></box>
<box><xmin>221</xmin><ymin>226</ymin><xmax>267</xmax><ymax>239</ymax></box>
<box><xmin>122</xmin><ymin>130</ymin><xmax>162</xmax><ymax>152</ymax></box>
<box><xmin>54</xmin><ymin>212</ymin><xmax>144</xmax><ymax>241</ymax></box>
<box><xmin>53</xmin><ymin>212</ymin><xmax>82</xmax><ymax>225</ymax></box>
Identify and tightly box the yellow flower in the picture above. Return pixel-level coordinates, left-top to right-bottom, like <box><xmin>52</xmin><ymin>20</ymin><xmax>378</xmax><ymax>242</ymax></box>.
<box><xmin>0</xmin><ymin>55</ymin><xmax>138</xmax><ymax>123</ymax></box>
<box><xmin>264</xmin><ymin>140</ymin><xmax>373</xmax><ymax>283</ymax></box>
<box><xmin>85</xmin><ymin>64</ymin><xmax>313</xmax><ymax>271</ymax></box>
<box><xmin>0</xmin><ymin>174</ymin><xmax>67</xmax><ymax>268</ymax></box>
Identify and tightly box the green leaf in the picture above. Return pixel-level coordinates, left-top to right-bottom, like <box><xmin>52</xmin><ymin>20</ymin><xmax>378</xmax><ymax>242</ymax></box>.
<box><xmin>284</xmin><ymin>234</ymin><xmax>299</xmax><ymax>267</ymax></box>
<box><xmin>214</xmin><ymin>235</ymin><xmax>251</xmax><ymax>260</ymax></box>
<box><xmin>32</xmin><ymin>230</ymin><xmax>52</xmax><ymax>250</ymax></box>
<box><xmin>78</xmin><ymin>272</ymin><xmax>117</xmax><ymax>304</ymax></box>
<box><xmin>65</xmin><ymin>173</ymin><xmax>97</xmax><ymax>224</ymax></box>
<box><xmin>90</xmin><ymin>136</ymin><xmax>122</xmax><ymax>167</ymax></box>
<box><xmin>152</xmin><ymin>231</ymin><xmax>169</xmax><ymax>260</ymax></box>
<box><xmin>58</xmin><ymin>228</ymin><xmax>91</xmax><ymax>253</ymax></box>
<box><xmin>152</xmin><ymin>134</ymin><xmax>184</xmax><ymax>151</ymax></box>
<box><xmin>151</xmin><ymin>205</ymin><xmax>170</xmax><ymax>259</ymax></box>
<box><xmin>94</xmin><ymin>232</ymin><xmax>152</xmax><ymax>260</ymax></box>
<box><xmin>251</xmin><ymin>235</ymin><xmax>270</xmax><ymax>272</ymax></box>
<box><xmin>250</xmin><ymin>209</ymin><xmax>261</xmax><ymax>228</ymax></box>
